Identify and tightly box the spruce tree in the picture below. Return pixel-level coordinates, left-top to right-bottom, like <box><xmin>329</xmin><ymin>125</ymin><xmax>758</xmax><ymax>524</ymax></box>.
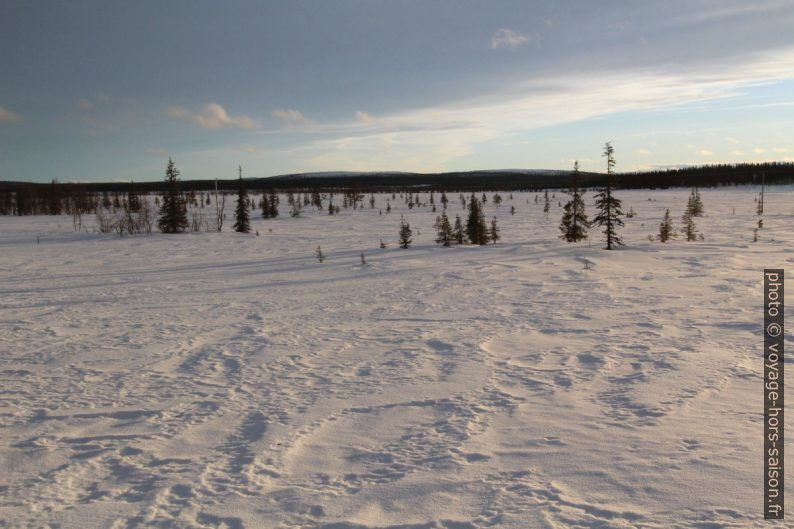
<box><xmin>157</xmin><ymin>158</ymin><xmax>189</xmax><ymax>233</ymax></box>
<box><xmin>682</xmin><ymin>203</ymin><xmax>698</xmax><ymax>241</ymax></box>
<box><xmin>559</xmin><ymin>160</ymin><xmax>589</xmax><ymax>242</ymax></box>
<box><xmin>398</xmin><ymin>216</ymin><xmax>412</xmax><ymax>248</ymax></box>
<box><xmin>261</xmin><ymin>195</ymin><xmax>272</xmax><ymax>218</ymax></box>
<box><xmin>658</xmin><ymin>209</ymin><xmax>674</xmax><ymax>242</ymax></box>
<box><xmin>690</xmin><ymin>188</ymin><xmax>704</xmax><ymax>217</ymax></box>
<box><xmin>466</xmin><ymin>194</ymin><xmax>489</xmax><ymax>245</ymax></box>
<box><xmin>435</xmin><ymin>211</ymin><xmax>452</xmax><ymax>247</ymax></box>
<box><xmin>489</xmin><ymin>216</ymin><xmax>500</xmax><ymax>243</ymax></box>
<box><xmin>233</xmin><ymin>167</ymin><xmax>250</xmax><ymax>233</ymax></box>
<box><xmin>452</xmin><ymin>215</ymin><xmax>465</xmax><ymax>244</ymax></box>
<box><xmin>592</xmin><ymin>142</ymin><xmax>624</xmax><ymax>249</ymax></box>
<box><xmin>543</xmin><ymin>190</ymin><xmax>550</xmax><ymax>214</ymax></box>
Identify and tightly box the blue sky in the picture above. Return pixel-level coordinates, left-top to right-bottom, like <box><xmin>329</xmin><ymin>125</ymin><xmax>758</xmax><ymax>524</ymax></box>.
<box><xmin>2</xmin><ymin>0</ymin><xmax>794</xmax><ymax>182</ymax></box>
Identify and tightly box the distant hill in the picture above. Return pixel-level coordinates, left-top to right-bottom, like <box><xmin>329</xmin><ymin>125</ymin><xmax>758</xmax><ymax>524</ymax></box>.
<box><xmin>1</xmin><ymin>162</ymin><xmax>792</xmax><ymax>192</ymax></box>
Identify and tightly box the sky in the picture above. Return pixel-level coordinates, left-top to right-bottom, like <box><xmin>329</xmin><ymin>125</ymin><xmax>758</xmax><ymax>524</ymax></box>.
<box><xmin>2</xmin><ymin>0</ymin><xmax>794</xmax><ymax>183</ymax></box>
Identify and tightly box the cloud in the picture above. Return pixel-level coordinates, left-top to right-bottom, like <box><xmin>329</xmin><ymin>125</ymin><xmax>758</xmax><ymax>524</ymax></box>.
<box><xmin>355</xmin><ymin>110</ymin><xmax>372</xmax><ymax>124</ymax></box>
<box><xmin>724</xmin><ymin>136</ymin><xmax>740</xmax><ymax>144</ymax></box>
<box><xmin>0</xmin><ymin>106</ymin><xmax>21</xmax><ymax>123</ymax></box>
<box><xmin>267</xmin><ymin>44</ymin><xmax>794</xmax><ymax>173</ymax></box>
<box><xmin>678</xmin><ymin>1</ymin><xmax>791</xmax><ymax>24</ymax></box>
<box><xmin>145</xmin><ymin>147</ymin><xmax>168</xmax><ymax>156</ymax></box>
<box><xmin>732</xmin><ymin>150</ymin><xmax>745</xmax><ymax>155</ymax></box>
<box><xmin>635</xmin><ymin>148</ymin><xmax>652</xmax><ymax>155</ymax></box>
<box><xmin>771</xmin><ymin>147</ymin><xmax>789</xmax><ymax>153</ymax></box>
<box><xmin>236</xmin><ymin>146</ymin><xmax>263</xmax><ymax>154</ymax></box>
<box><xmin>490</xmin><ymin>28</ymin><xmax>533</xmax><ymax>49</ymax></box>
<box><xmin>753</xmin><ymin>147</ymin><xmax>767</xmax><ymax>153</ymax></box>
<box><xmin>272</xmin><ymin>108</ymin><xmax>311</xmax><ymax>126</ymax></box>
<box><xmin>167</xmin><ymin>103</ymin><xmax>259</xmax><ymax>130</ymax></box>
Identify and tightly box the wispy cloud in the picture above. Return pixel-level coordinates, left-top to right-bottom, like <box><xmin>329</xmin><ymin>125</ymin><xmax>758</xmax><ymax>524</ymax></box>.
<box><xmin>277</xmin><ymin>45</ymin><xmax>794</xmax><ymax>172</ymax></box>
<box><xmin>355</xmin><ymin>110</ymin><xmax>372</xmax><ymax>124</ymax></box>
<box><xmin>0</xmin><ymin>106</ymin><xmax>21</xmax><ymax>123</ymax></box>
<box><xmin>490</xmin><ymin>28</ymin><xmax>533</xmax><ymax>49</ymax></box>
<box><xmin>635</xmin><ymin>148</ymin><xmax>652</xmax><ymax>155</ymax></box>
<box><xmin>678</xmin><ymin>1</ymin><xmax>791</xmax><ymax>24</ymax></box>
<box><xmin>272</xmin><ymin>108</ymin><xmax>311</xmax><ymax>126</ymax></box>
<box><xmin>167</xmin><ymin>103</ymin><xmax>259</xmax><ymax>130</ymax></box>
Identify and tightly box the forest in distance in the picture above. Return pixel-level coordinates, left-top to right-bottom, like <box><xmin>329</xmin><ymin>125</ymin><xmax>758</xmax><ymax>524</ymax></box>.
<box><xmin>1</xmin><ymin>160</ymin><xmax>793</xmax><ymax>197</ymax></box>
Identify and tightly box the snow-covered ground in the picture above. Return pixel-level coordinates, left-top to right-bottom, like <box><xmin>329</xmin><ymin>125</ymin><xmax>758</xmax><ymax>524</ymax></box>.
<box><xmin>1</xmin><ymin>187</ymin><xmax>791</xmax><ymax>529</ymax></box>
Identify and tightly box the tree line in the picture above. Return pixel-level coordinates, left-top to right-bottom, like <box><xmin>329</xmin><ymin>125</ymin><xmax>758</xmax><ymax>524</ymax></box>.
<box><xmin>6</xmin><ymin>143</ymin><xmax>777</xmax><ymax>249</ymax></box>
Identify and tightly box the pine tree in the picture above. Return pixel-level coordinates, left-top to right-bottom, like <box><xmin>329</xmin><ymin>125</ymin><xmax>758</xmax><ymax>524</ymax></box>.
<box><xmin>543</xmin><ymin>190</ymin><xmax>550</xmax><ymax>214</ymax></box>
<box><xmin>233</xmin><ymin>167</ymin><xmax>250</xmax><ymax>233</ymax></box>
<box><xmin>466</xmin><ymin>194</ymin><xmax>489</xmax><ymax>245</ymax></box>
<box><xmin>435</xmin><ymin>211</ymin><xmax>453</xmax><ymax>247</ymax></box>
<box><xmin>489</xmin><ymin>216</ymin><xmax>500</xmax><ymax>243</ymax></box>
<box><xmin>157</xmin><ymin>158</ymin><xmax>189</xmax><ymax>233</ymax></box>
<box><xmin>592</xmin><ymin>142</ymin><xmax>624</xmax><ymax>249</ymax></box>
<box><xmin>658</xmin><ymin>208</ymin><xmax>674</xmax><ymax>242</ymax></box>
<box><xmin>398</xmin><ymin>216</ymin><xmax>412</xmax><ymax>248</ymax></box>
<box><xmin>315</xmin><ymin>245</ymin><xmax>325</xmax><ymax>262</ymax></box>
<box><xmin>269</xmin><ymin>192</ymin><xmax>279</xmax><ymax>218</ymax></box>
<box><xmin>559</xmin><ymin>160</ymin><xmax>589</xmax><ymax>242</ymax></box>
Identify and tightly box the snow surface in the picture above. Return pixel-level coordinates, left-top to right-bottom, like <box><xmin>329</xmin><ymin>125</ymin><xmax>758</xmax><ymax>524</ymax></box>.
<box><xmin>1</xmin><ymin>187</ymin><xmax>792</xmax><ymax>528</ymax></box>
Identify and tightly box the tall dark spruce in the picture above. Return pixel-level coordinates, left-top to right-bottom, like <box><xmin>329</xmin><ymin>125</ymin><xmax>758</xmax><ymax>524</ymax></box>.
<box><xmin>157</xmin><ymin>158</ymin><xmax>188</xmax><ymax>233</ymax></box>
<box><xmin>592</xmin><ymin>142</ymin><xmax>624</xmax><ymax>249</ymax></box>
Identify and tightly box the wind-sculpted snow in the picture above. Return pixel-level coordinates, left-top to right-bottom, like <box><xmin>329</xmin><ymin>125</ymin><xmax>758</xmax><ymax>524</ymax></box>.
<box><xmin>0</xmin><ymin>187</ymin><xmax>790</xmax><ymax>528</ymax></box>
